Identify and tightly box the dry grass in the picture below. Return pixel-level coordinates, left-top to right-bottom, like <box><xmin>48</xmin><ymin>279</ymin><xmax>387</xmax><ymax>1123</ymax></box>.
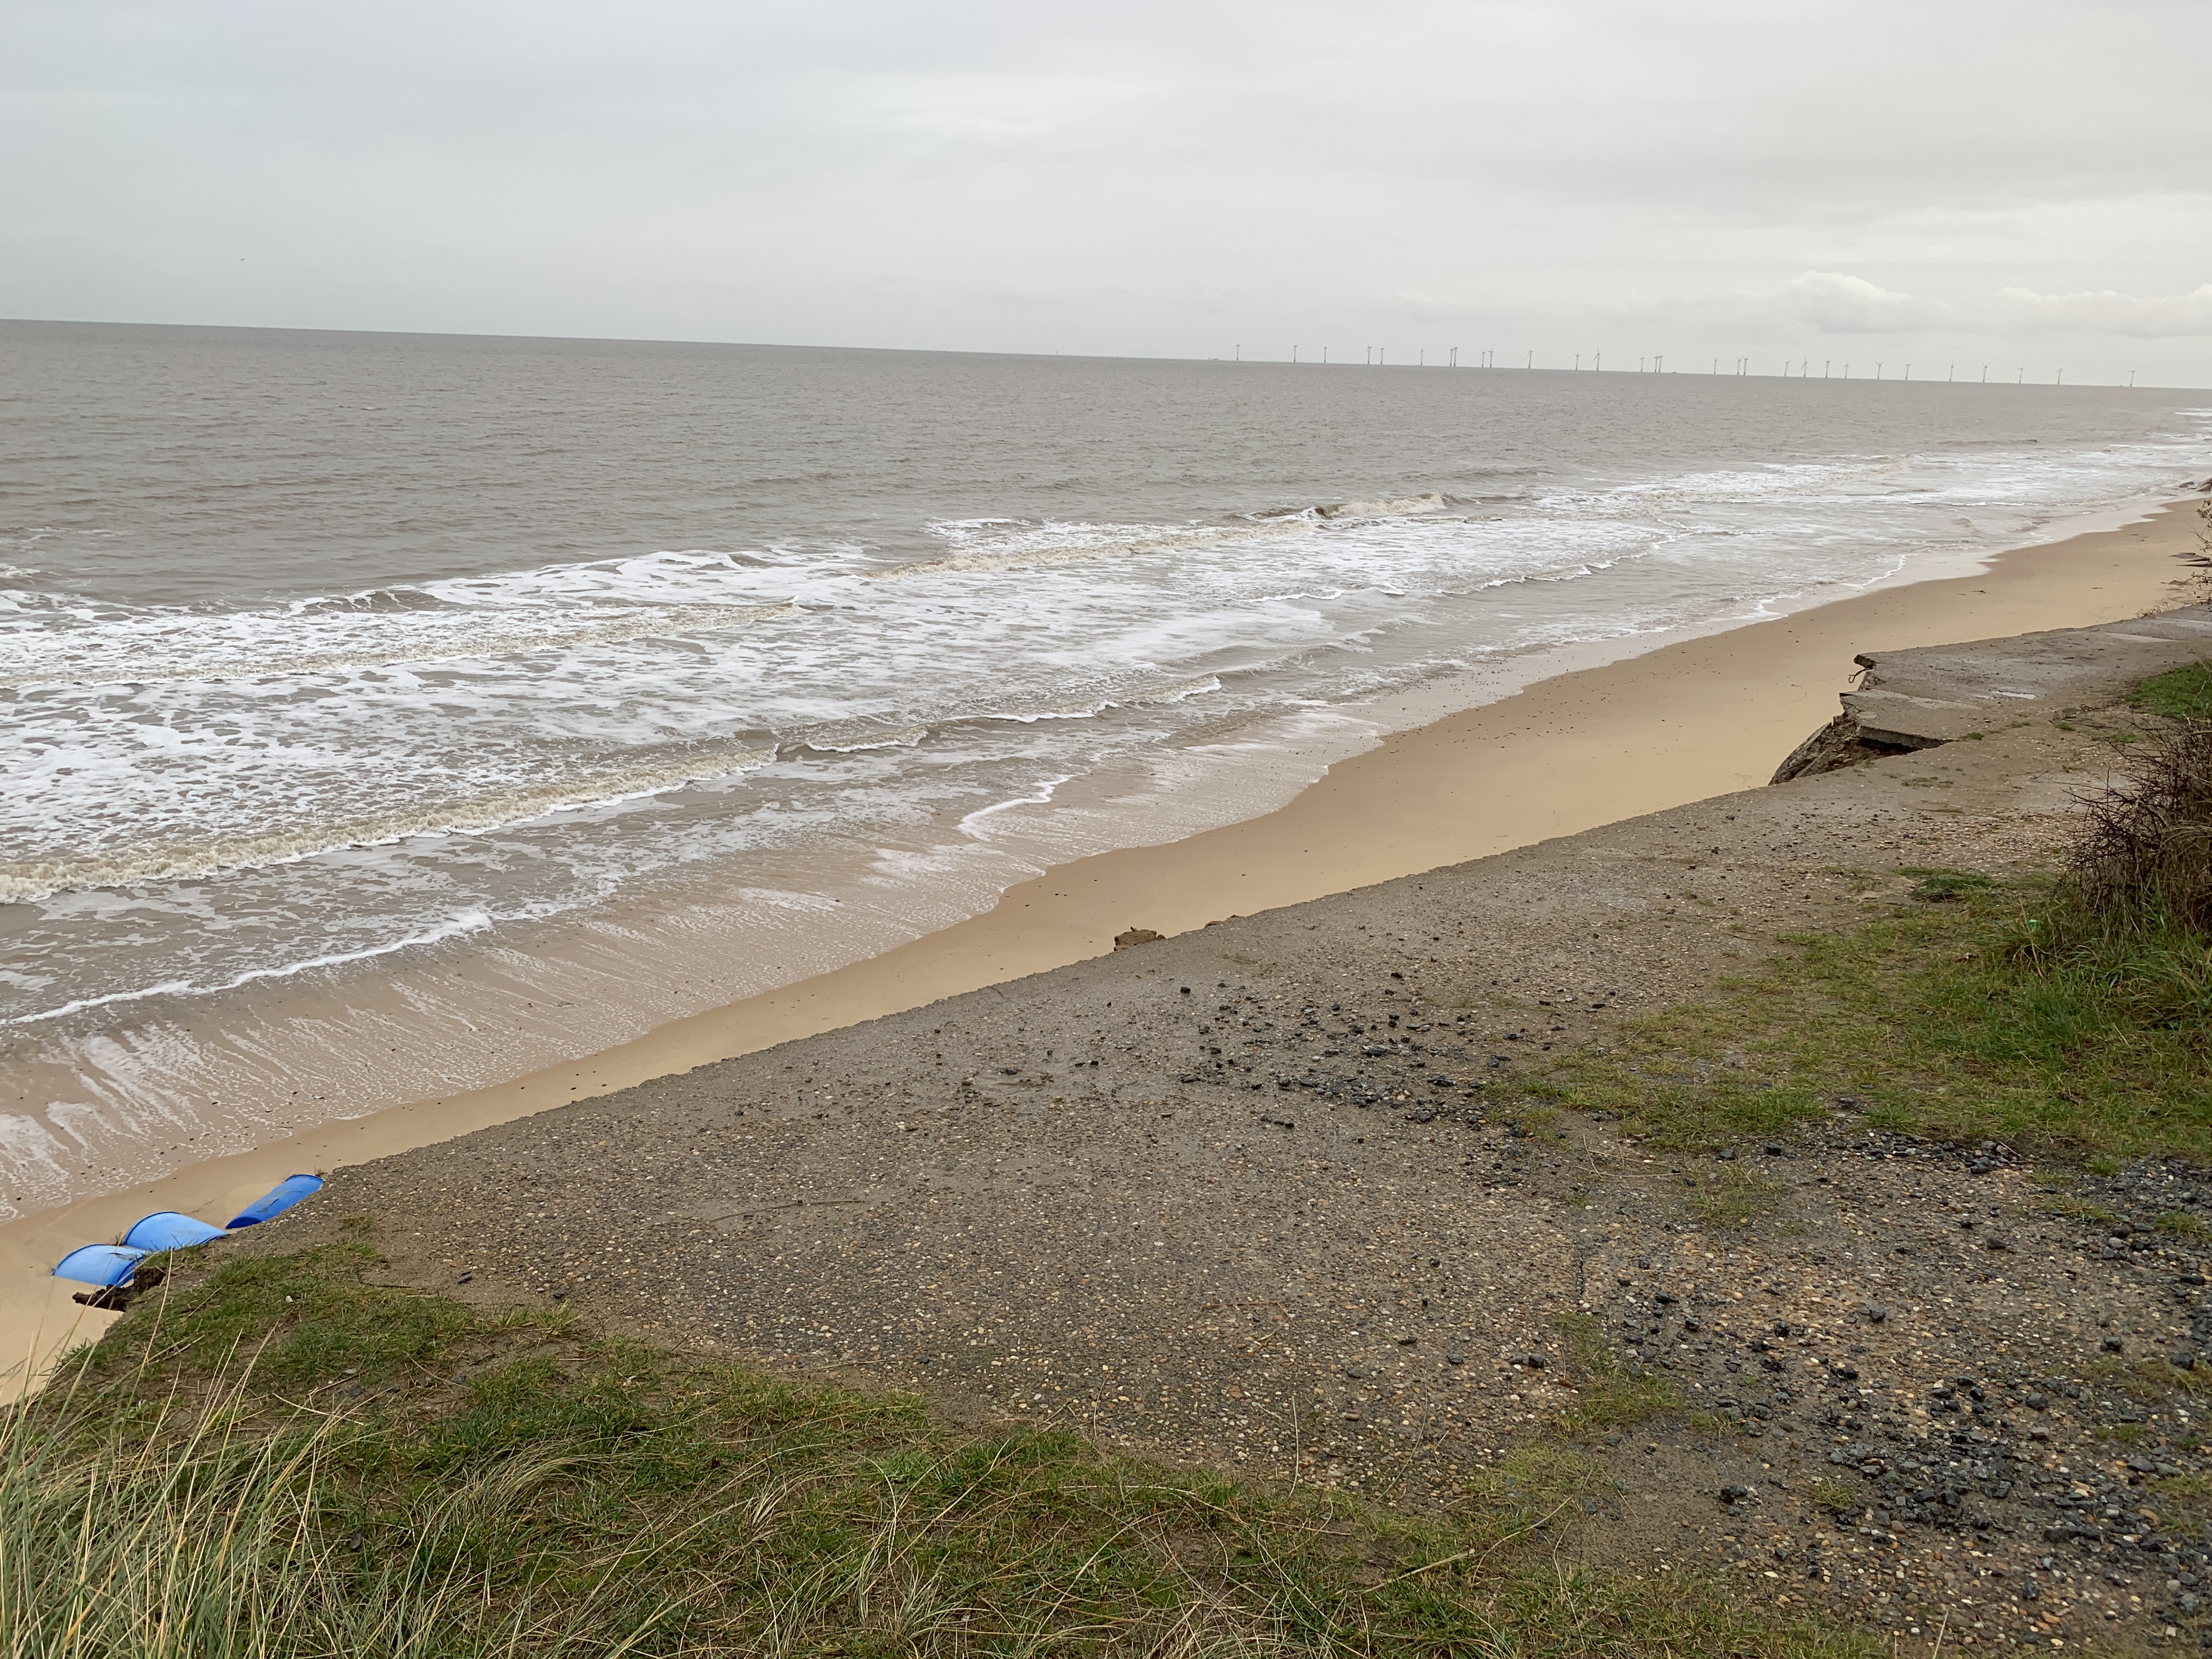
<box><xmin>0</xmin><ymin>1243</ymin><xmax>1875</xmax><ymax>1659</ymax></box>
<box><xmin>2058</xmin><ymin>710</ymin><xmax>2212</xmax><ymax>936</ymax></box>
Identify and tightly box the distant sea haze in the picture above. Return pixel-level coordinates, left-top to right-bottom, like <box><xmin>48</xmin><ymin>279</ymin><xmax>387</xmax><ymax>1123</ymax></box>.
<box><xmin>1</xmin><ymin>319</ymin><xmax>2207</xmax><ymax>1212</ymax></box>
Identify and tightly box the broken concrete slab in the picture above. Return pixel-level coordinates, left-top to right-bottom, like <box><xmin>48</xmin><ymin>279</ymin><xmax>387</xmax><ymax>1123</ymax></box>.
<box><xmin>1774</xmin><ymin>603</ymin><xmax>2211</xmax><ymax>780</ymax></box>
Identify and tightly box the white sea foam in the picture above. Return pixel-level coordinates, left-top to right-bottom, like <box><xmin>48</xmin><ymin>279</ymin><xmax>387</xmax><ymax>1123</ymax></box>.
<box><xmin>5</xmin><ymin>908</ymin><xmax>496</xmax><ymax>1027</ymax></box>
<box><xmin>0</xmin><ymin>744</ymin><xmax>776</xmax><ymax>904</ymax></box>
<box><xmin>793</xmin><ymin>725</ymin><xmax>933</xmax><ymax>754</ymax></box>
<box><xmin>0</xmin><ymin>599</ymin><xmax>797</xmax><ymax>690</ymax></box>
<box><xmin>873</xmin><ymin>514</ymin><xmax>1315</xmax><ymax>580</ymax></box>
<box><xmin>1316</xmin><ymin>491</ymin><xmax>1448</xmax><ymax>519</ymax></box>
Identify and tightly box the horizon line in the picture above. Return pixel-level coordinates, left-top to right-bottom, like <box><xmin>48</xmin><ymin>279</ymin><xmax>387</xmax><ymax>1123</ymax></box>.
<box><xmin>4</xmin><ymin>315</ymin><xmax>2204</xmax><ymax>391</ymax></box>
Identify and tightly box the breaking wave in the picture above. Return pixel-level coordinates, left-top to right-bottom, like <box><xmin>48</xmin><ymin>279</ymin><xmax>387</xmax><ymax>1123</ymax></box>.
<box><xmin>3</xmin><ymin>907</ymin><xmax>498</xmax><ymax>1027</ymax></box>
<box><xmin>0</xmin><ymin>600</ymin><xmax>797</xmax><ymax>689</ymax></box>
<box><xmin>0</xmin><ymin>744</ymin><xmax>776</xmax><ymax>903</ymax></box>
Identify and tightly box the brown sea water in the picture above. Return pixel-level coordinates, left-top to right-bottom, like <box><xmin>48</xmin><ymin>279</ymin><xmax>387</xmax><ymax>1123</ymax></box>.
<box><xmin>3</xmin><ymin>319</ymin><xmax>2207</xmax><ymax>1215</ymax></box>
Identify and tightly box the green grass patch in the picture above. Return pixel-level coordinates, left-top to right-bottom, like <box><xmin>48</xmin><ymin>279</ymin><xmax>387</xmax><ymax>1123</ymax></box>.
<box><xmin>2040</xmin><ymin>1197</ymin><xmax>2120</xmax><ymax>1226</ymax></box>
<box><xmin>2149</xmin><ymin>1471</ymin><xmax>2212</xmax><ymax>1540</ymax></box>
<box><xmin>1899</xmin><ymin>866</ymin><xmax>1993</xmax><ymax>903</ymax></box>
<box><xmin>1805</xmin><ymin>1480</ymin><xmax>1862</xmax><ymax>1517</ymax></box>
<box><xmin>2131</xmin><ymin>661</ymin><xmax>2212</xmax><ymax>723</ymax></box>
<box><xmin>1684</xmin><ymin>1165</ymin><xmax>1790</xmax><ymax>1230</ymax></box>
<box><xmin>1460</xmin><ymin>1441</ymin><xmax>1607</xmax><ymax>1532</ymax></box>
<box><xmin>2089</xmin><ymin>1355</ymin><xmax>2212</xmax><ymax>1406</ymax></box>
<box><xmin>1532</xmin><ymin>879</ymin><xmax>2212</xmax><ymax>1159</ymax></box>
<box><xmin>5</xmin><ymin>1244</ymin><xmax>1870</xmax><ymax>1658</ymax></box>
<box><xmin>1551</xmin><ymin>1314</ymin><xmax>1684</xmax><ymax>1437</ymax></box>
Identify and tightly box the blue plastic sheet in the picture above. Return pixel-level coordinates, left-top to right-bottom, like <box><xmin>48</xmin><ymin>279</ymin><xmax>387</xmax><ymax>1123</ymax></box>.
<box><xmin>54</xmin><ymin>1244</ymin><xmax>149</xmax><ymax>1288</ymax></box>
<box><xmin>227</xmin><ymin>1173</ymin><xmax>324</xmax><ymax>1229</ymax></box>
<box><xmin>122</xmin><ymin>1211</ymin><xmax>227</xmax><ymax>1252</ymax></box>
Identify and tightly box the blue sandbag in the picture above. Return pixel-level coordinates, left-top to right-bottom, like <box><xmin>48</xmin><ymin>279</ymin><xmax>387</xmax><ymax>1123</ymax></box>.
<box><xmin>53</xmin><ymin>1244</ymin><xmax>149</xmax><ymax>1288</ymax></box>
<box><xmin>122</xmin><ymin>1211</ymin><xmax>228</xmax><ymax>1252</ymax></box>
<box><xmin>227</xmin><ymin>1173</ymin><xmax>323</xmax><ymax>1229</ymax></box>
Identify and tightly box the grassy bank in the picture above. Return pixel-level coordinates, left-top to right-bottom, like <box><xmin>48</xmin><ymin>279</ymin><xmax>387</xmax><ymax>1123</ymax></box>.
<box><xmin>7</xmin><ymin>1243</ymin><xmax>1861</xmax><ymax>1658</ymax></box>
<box><xmin>1539</xmin><ymin>674</ymin><xmax>2212</xmax><ymax>1163</ymax></box>
<box><xmin>1534</xmin><ymin>873</ymin><xmax>2212</xmax><ymax>1160</ymax></box>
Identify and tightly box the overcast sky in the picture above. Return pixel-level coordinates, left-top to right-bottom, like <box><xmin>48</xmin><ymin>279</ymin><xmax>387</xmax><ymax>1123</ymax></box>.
<box><xmin>7</xmin><ymin>0</ymin><xmax>2210</xmax><ymax>384</ymax></box>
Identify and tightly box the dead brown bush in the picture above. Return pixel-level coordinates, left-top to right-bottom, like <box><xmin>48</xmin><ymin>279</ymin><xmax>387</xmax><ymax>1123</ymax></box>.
<box><xmin>2067</xmin><ymin>720</ymin><xmax>2212</xmax><ymax>934</ymax></box>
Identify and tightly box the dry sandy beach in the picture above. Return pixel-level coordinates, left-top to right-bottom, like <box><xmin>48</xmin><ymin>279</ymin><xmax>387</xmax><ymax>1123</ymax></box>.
<box><xmin>7</xmin><ymin>499</ymin><xmax>2202</xmax><ymax>1375</ymax></box>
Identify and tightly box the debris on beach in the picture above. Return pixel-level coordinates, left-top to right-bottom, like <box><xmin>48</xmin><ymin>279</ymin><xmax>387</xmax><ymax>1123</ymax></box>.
<box><xmin>228</xmin><ymin>1173</ymin><xmax>324</xmax><ymax>1228</ymax></box>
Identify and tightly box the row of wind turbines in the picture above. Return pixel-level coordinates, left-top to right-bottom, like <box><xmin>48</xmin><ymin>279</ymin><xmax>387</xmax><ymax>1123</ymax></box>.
<box><xmin>1225</xmin><ymin>345</ymin><xmax>2136</xmax><ymax>387</ymax></box>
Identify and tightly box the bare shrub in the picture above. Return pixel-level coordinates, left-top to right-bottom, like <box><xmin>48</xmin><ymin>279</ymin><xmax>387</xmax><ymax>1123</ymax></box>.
<box><xmin>2066</xmin><ymin>720</ymin><xmax>2212</xmax><ymax>934</ymax></box>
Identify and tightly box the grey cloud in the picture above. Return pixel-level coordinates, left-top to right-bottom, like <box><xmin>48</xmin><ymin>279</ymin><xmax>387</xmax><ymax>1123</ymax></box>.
<box><xmin>1776</xmin><ymin>274</ymin><xmax>1954</xmax><ymax>336</ymax></box>
<box><xmin>1992</xmin><ymin>285</ymin><xmax>2212</xmax><ymax>338</ymax></box>
<box><xmin>3</xmin><ymin>0</ymin><xmax>2207</xmax><ymax>382</ymax></box>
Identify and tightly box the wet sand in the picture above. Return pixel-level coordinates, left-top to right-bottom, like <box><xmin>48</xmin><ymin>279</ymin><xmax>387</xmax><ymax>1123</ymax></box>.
<box><xmin>8</xmin><ymin>500</ymin><xmax>2201</xmax><ymax>1381</ymax></box>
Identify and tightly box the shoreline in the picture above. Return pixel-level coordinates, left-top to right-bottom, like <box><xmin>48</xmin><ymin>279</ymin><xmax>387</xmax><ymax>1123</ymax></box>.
<box><xmin>7</xmin><ymin>498</ymin><xmax>2203</xmax><ymax>1377</ymax></box>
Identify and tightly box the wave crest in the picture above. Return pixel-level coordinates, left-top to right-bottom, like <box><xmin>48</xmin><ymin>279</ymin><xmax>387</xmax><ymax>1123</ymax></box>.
<box><xmin>0</xmin><ymin>745</ymin><xmax>776</xmax><ymax>902</ymax></box>
<box><xmin>1</xmin><ymin>601</ymin><xmax>797</xmax><ymax>690</ymax></box>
